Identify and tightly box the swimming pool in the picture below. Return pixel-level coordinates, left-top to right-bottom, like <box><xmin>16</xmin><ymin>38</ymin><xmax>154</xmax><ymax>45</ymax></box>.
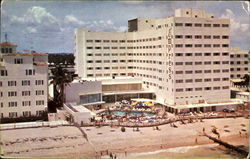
<box><xmin>99</xmin><ymin>110</ymin><xmax>155</xmax><ymax>117</ymax></box>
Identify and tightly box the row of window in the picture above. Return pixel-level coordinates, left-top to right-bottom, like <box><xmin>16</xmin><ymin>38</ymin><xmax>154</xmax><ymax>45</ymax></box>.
<box><xmin>175</xmin><ymin>44</ymin><xmax>229</xmax><ymax>48</ymax></box>
<box><xmin>175</xmin><ymin>69</ymin><xmax>230</xmax><ymax>74</ymax></box>
<box><xmin>176</xmin><ymin>52</ymin><xmax>229</xmax><ymax>57</ymax></box>
<box><xmin>175</xmin><ymin>23</ymin><xmax>229</xmax><ymax>27</ymax></box>
<box><xmin>175</xmin><ymin>35</ymin><xmax>229</xmax><ymax>39</ymax></box>
<box><xmin>86</xmin><ymin>43</ymin><xmax>230</xmax><ymax>50</ymax></box>
<box><xmin>176</xmin><ymin>86</ymin><xmax>229</xmax><ymax>92</ymax></box>
<box><xmin>175</xmin><ymin>61</ymin><xmax>229</xmax><ymax>65</ymax></box>
<box><xmin>231</xmin><ymin>68</ymin><xmax>248</xmax><ymax>71</ymax></box>
<box><xmin>231</xmin><ymin>61</ymin><xmax>248</xmax><ymax>65</ymax></box>
<box><xmin>0</xmin><ymin>80</ymin><xmax>44</xmax><ymax>87</ymax></box>
<box><xmin>0</xmin><ymin>69</ymin><xmax>36</xmax><ymax>77</ymax></box>
<box><xmin>2</xmin><ymin>110</ymin><xmax>44</xmax><ymax>118</ymax></box>
<box><xmin>230</xmin><ymin>54</ymin><xmax>248</xmax><ymax>58</ymax></box>
<box><xmin>87</xmin><ymin>73</ymin><xmax>133</xmax><ymax>77</ymax></box>
<box><xmin>87</xmin><ymin>66</ymin><xmax>133</xmax><ymax>70</ymax></box>
<box><xmin>5</xmin><ymin>100</ymin><xmax>45</xmax><ymax>107</ymax></box>
<box><xmin>175</xmin><ymin>78</ymin><xmax>229</xmax><ymax>83</ymax></box>
<box><xmin>1</xmin><ymin>48</ymin><xmax>13</xmax><ymax>53</ymax></box>
<box><xmin>0</xmin><ymin>90</ymin><xmax>45</xmax><ymax>97</ymax></box>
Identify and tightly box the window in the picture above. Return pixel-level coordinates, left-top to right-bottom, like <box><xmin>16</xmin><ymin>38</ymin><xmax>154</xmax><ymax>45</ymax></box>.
<box><xmin>175</xmin><ymin>35</ymin><xmax>183</xmax><ymax>38</ymax></box>
<box><xmin>204</xmin><ymin>35</ymin><xmax>211</xmax><ymax>39</ymax></box>
<box><xmin>23</xmin><ymin>111</ymin><xmax>31</xmax><ymax>117</ymax></box>
<box><xmin>36</xmin><ymin>110</ymin><xmax>44</xmax><ymax>116</ymax></box>
<box><xmin>175</xmin><ymin>44</ymin><xmax>183</xmax><ymax>48</ymax></box>
<box><xmin>95</xmin><ymin>40</ymin><xmax>101</xmax><ymax>42</ymax></box>
<box><xmin>222</xmin><ymin>35</ymin><xmax>229</xmax><ymax>39</ymax></box>
<box><xmin>87</xmin><ymin>74</ymin><xmax>93</xmax><ymax>77</ymax></box>
<box><xmin>186</xmin><ymin>88</ymin><xmax>193</xmax><ymax>91</ymax></box>
<box><xmin>222</xmin><ymin>78</ymin><xmax>229</xmax><ymax>81</ymax></box>
<box><xmin>204</xmin><ymin>44</ymin><xmax>211</xmax><ymax>47</ymax></box>
<box><xmin>175</xmin><ymin>62</ymin><xmax>183</xmax><ymax>65</ymax></box>
<box><xmin>204</xmin><ymin>61</ymin><xmax>211</xmax><ymax>65</ymax></box>
<box><xmin>176</xmin><ymin>88</ymin><xmax>183</xmax><ymax>92</ymax></box>
<box><xmin>36</xmin><ymin>90</ymin><xmax>44</xmax><ymax>95</ymax></box>
<box><xmin>26</xmin><ymin>69</ymin><xmax>35</xmax><ymax>75</ymax></box>
<box><xmin>35</xmin><ymin>80</ymin><xmax>44</xmax><ymax>85</ymax></box>
<box><xmin>213</xmin><ymin>61</ymin><xmax>220</xmax><ymax>65</ymax></box>
<box><xmin>195</xmin><ymin>70</ymin><xmax>202</xmax><ymax>73</ymax></box>
<box><xmin>195</xmin><ymin>53</ymin><xmax>202</xmax><ymax>56</ymax></box>
<box><xmin>8</xmin><ymin>102</ymin><xmax>17</xmax><ymax>107</ymax></box>
<box><xmin>185</xmin><ymin>79</ymin><xmax>193</xmax><ymax>83</ymax></box>
<box><xmin>8</xmin><ymin>91</ymin><xmax>17</xmax><ymax>97</ymax></box>
<box><xmin>205</xmin><ymin>87</ymin><xmax>212</xmax><ymax>90</ymax></box>
<box><xmin>175</xmin><ymin>23</ymin><xmax>183</xmax><ymax>26</ymax></box>
<box><xmin>222</xmin><ymin>69</ymin><xmax>229</xmax><ymax>72</ymax></box>
<box><xmin>222</xmin><ymin>44</ymin><xmax>229</xmax><ymax>47</ymax></box>
<box><xmin>195</xmin><ymin>35</ymin><xmax>202</xmax><ymax>39</ymax></box>
<box><xmin>176</xmin><ymin>80</ymin><xmax>183</xmax><ymax>83</ymax></box>
<box><xmin>185</xmin><ymin>62</ymin><xmax>193</xmax><ymax>65</ymax></box>
<box><xmin>36</xmin><ymin>100</ymin><xmax>44</xmax><ymax>105</ymax></box>
<box><xmin>195</xmin><ymin>79</ymin><xmax>202</xmax><ymax>82</ymax></box>
<box><xmin>204</xmin><ymin>24</ymin><xmax>211</xmax><ymax>27</ymax></box>
<box><xmin>95</xmin><ymin>47</ymin><xmax>101</xmax><ymax>49</ymax></box>
<box><xmin>22</xmin><ymin>101</ymin><xmax>31</xmax><ymax>106</ymax></box>
<box><xmin>87</xmin><ymin>67</ymin><xmax>93</xmax><ymax>70</ymax></box>
<box><xmin>204</xmin><ymin>78</ymin><xmax>212</xmax><ymax>82</ymax></box>
<box><xmin>213</xmin><ymin>87</ymin><xmax>220</xmax><ymax>90</ymax></box>
<box><xmin>213</xmin><ymin>52</ymin><xmax>220</xmax><ymax>56</ymax></box>
<box><xmin>204</xmin><ymin>70</ymin><xmax>211</xmax><ymax>73</ymax></box>
<box><xmin>0</xmin><ymin>81</ymin><xmax>2</xmax><ymax>87</ymax></box>
<box><xmin>8</xmin><ymin>81</ymin><xmax>16</xmax><ymax>86</ymax></box>
<box><xmin>9</xmin><ymin>112</ymin><xmax>18</xmax><ymax>118</ymax></box>
<box><xmin>222</xmin><ymin>86</ymin><xmax>229</xmax><ymax>89</ymax></box>
<box><xmin>185</xmin><ymin>53</ymin><xmax>192</xmax><ymax>56</ymax></box>
<box><xmin>213</xmin><ymin>78</ymin><xmax>220</xmax><ymax>81</ymax></box>
<box><xmin>222</xmin><ymin>24</ymin><xmax>229</xmax><ymax>27</ymax></box>
<box><xmin>195</xmin><ymin>62</ymin><xmax>202</xmax><ymax>65</ymax></box>
<box><xmin>0</xmin><ymin>70</ymin><xmax>8</xmax><ymax>76</ymax></box>
<box><xmin>185</xmin><ymin>35</ymin><xmax>192</xmax><ymax>39</ymax></box>
<box><xmin>222</xmin><ymin>52</ymin><xmax>229</xmax><ymax>56</ymax></box>
<box><xmin>175</xmin><ymin>71</ymin><xmax>183</xmax><ymax>74</ymax></box>
<box><xmin>204</xmin><ymin>53</ymin><xmax>211</xmax><ymax>56</ymax></box>
<box><xmin>87</xmin><ymin>60</ymin><xmax>93</xmax><ymax>63</ymax></box>
<box><xmin>185</xmin><ymin>44</ymin><xmax>192</xmax><ymax>47</ymax></box>
<box><xmin>185</xmin><ymin>23</ymin><xmax>192</xmax><ymax>27</ymax></box>
<box><xmin>87</xmin><ymin>47</ymin><xmax>93</xmax><ymax>49</ymax></box>
<box><xmin>213</xmin><ymin>24</ymin><xmax>220</xmax><ymax>27</ymax></box>
<box><xmin>86</xmin><ymin>40</ymin><xmax>93</xmax><ymax>43</ymax></box>
<box><xmin>195</xmin><ymin>87</ymin><xmax>202</xmax><ymax>91</ymax></box>
<box><xmin>95</xmin><ymin>60</ymin><xmax>102</xmax><ymax>63</ymax></box>
<box><xmin>213</xmin><ymin>44</ymin><xmax>220</xmax><ymax>47</ymax></box>
<box><xmin>213</xmin><ymin>35</ymin><xmax>220</xmax><ymax>39</ymax></box>
<box><xmin>103</xmin><ymin>40</ymin><xmax>110</xmax><ymax>43</ymax></box>
<box><xmin>176</xmin><ymin>53</ymin><xmax>183</xmax><ymax>56</ymax></box>
<box><xmin>22</xmin><ymin>91</ymin><xmax>30</xmax><ymax>96</ymax></box>
<box><xmin>222</xmin><ymin>61</ymin><xmax>229</xmax><ymax>64</ymax></box>
<box><xmin>14</xmin><ymin>58</ymin><xmax>23</xmax><ymax>64</ymax></box>
<box><xmin>213</xmin><ymin>69</ymin><xmax>221</xmax><ymax>73</ymax></box>
<box><xmin>22</xmin><ymin>80</ymin><xmax>30</xmax><ymax>86</ymax></box>
<box><xmin>185</xmin><ymin>70</ymin><xmax>193</xmax><ymax>74</ymax></box>
<box><xmin>195</xmin><ymin>44</ymin><xmax>202</xmax><ymax>47</ymax></box>
<box><xmin>194</xmin><ymin>23</ymin><xmax>202</xmax><ymax>27</ymax></box>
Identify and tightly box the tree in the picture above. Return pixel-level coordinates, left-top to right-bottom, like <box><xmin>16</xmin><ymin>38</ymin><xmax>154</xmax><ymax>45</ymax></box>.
<box><xmin>49</xmin><ymin>65</ymin><xmax>72</xmax><ymax>112</ymax></box>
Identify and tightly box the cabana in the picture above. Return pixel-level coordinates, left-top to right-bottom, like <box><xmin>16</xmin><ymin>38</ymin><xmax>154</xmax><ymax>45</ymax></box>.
<box><xmin>131</xmin><ymin>98</ymin><xmax>155</xmax><ymax>107</ymax></box>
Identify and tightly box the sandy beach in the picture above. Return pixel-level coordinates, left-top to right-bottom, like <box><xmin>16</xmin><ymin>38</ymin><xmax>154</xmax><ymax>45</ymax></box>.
<box><xmin>0</xmin><ymin>117</ymin><xmax>249</xmax><ymax>158</ymax></box>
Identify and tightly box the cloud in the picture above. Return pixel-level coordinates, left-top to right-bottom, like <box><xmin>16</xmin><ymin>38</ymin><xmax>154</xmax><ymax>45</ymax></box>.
<box><xmin>221</xmin><ymin>9</ymin><xmax>250</xmax><ymax>34</ymax></box>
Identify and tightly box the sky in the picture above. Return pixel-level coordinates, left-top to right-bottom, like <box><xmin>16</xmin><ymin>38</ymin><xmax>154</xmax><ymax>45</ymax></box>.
<box><xmin>1</xmin><ymin>1</ymin><xmax>250</xmax><ymax>53</ymax></box>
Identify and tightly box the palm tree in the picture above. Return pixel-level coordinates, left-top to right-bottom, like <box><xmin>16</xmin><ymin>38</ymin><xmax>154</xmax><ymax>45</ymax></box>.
<box><xmin>49</xmin><ymin>65</ymin><xmax>72</xmax><ymax>112</ymax></box>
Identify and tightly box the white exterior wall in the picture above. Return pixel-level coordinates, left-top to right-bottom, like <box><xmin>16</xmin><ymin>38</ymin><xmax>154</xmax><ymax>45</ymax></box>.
<box><xmin>230</xmin><ymin>47</ymin><xmax>249</xmax><ymax>79</ymax></box>
<box><xmin>75</xmin><ymin>9</ymin><xmax>232</xmax><ymax>107</ymax></box>
<box><xmin>64</xmin><ymin>80</ymin><xmax>102</xmax><ymax>104</ymax></box>
<box><xmin>0</xmin><ymin>53</ymin><xmax>48</xmax><ymax>118</ymax></box>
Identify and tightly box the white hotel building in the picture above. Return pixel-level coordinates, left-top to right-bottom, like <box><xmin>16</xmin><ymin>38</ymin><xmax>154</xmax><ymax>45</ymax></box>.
<box><xmin>0</xmin><ymin>42</ymin><xmax>48</xmax><ymax>118</ymax></box>
<box><xmin>74</xmin><ymin>9</ymin><xmax>245</xmax><ymax>112</ymax></box>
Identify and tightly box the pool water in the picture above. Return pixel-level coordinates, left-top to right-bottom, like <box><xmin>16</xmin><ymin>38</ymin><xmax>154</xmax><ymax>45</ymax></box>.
<box><xmin>99</xmin><ymin>110</ymin><xmax>155</xmax><ymax>117</ymax></box>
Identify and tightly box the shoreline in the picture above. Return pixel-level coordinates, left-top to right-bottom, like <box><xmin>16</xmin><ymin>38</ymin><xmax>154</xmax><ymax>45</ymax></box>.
<box><xmin>0</xmin><ymin>117</ymin><xmax>249</xmax><ymax>158</ymax></box>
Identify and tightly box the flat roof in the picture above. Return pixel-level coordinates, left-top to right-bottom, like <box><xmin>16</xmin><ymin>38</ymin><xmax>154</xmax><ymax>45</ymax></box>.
<box><xmin>3</xmin><ymin>53</ymin><xmax>47</xmax><ymax>56</ymax></box>
<box><xmin>103</xmin><ymin>90</ymin><xmax>154</xmax><ymax>95</ymax></box>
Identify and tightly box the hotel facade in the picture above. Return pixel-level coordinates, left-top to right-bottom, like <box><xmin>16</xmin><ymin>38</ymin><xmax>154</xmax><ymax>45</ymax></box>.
<box><xmin>74</xmin><ymin>9</ymin><xmax>246</xmax><ymax>112</ymax></box>
<box><xmin>0</xmin><ymin>42</ymin><xmax>48</xmax><ymax>118</ymax></box>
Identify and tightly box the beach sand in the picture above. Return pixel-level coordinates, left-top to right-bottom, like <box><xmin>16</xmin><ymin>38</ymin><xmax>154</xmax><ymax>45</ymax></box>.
<box><xmin>0</xmin><ymin>117</ymin><xmax>249</xmax><ymax>158</ymax></box>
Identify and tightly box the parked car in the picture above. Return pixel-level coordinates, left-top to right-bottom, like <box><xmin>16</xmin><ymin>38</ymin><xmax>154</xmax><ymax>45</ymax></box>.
<box><xmin>222</xmin><ymin>108</ymin><xmax>235</xmax><ymax>113</ymax></box>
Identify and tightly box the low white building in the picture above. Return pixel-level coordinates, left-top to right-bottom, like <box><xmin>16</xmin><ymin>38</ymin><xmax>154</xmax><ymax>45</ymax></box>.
<box><xmin>0</xmin><ymin>41</ymin><xmax>48</xmax><ymax>118</ymax></box>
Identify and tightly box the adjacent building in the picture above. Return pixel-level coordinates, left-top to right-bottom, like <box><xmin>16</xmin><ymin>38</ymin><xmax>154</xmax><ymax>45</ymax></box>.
<box><xmin>230</xmin><ymin>47</ymin><xmax>249</xmax><ymax>79</ymax></box>
<box><xmin>74</xmin><ymin>9</ymin><xmax>244</xmax><ymax>112</ymax></box>
<box><xmin>0</xmin><ymin>41</ymin><xmax>48</xmax><ymax>118</ymax></box>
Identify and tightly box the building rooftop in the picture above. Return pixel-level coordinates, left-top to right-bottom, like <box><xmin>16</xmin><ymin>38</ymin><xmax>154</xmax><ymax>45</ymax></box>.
<box><xmin>2</xmin><ymin>53</ymin><xmax>48</xmax><ymax>56</ymax></box>
<box><xmin>0</xmin><ymin>41</ymin><xmax>17</xmax><ymax>47</ymax></box>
